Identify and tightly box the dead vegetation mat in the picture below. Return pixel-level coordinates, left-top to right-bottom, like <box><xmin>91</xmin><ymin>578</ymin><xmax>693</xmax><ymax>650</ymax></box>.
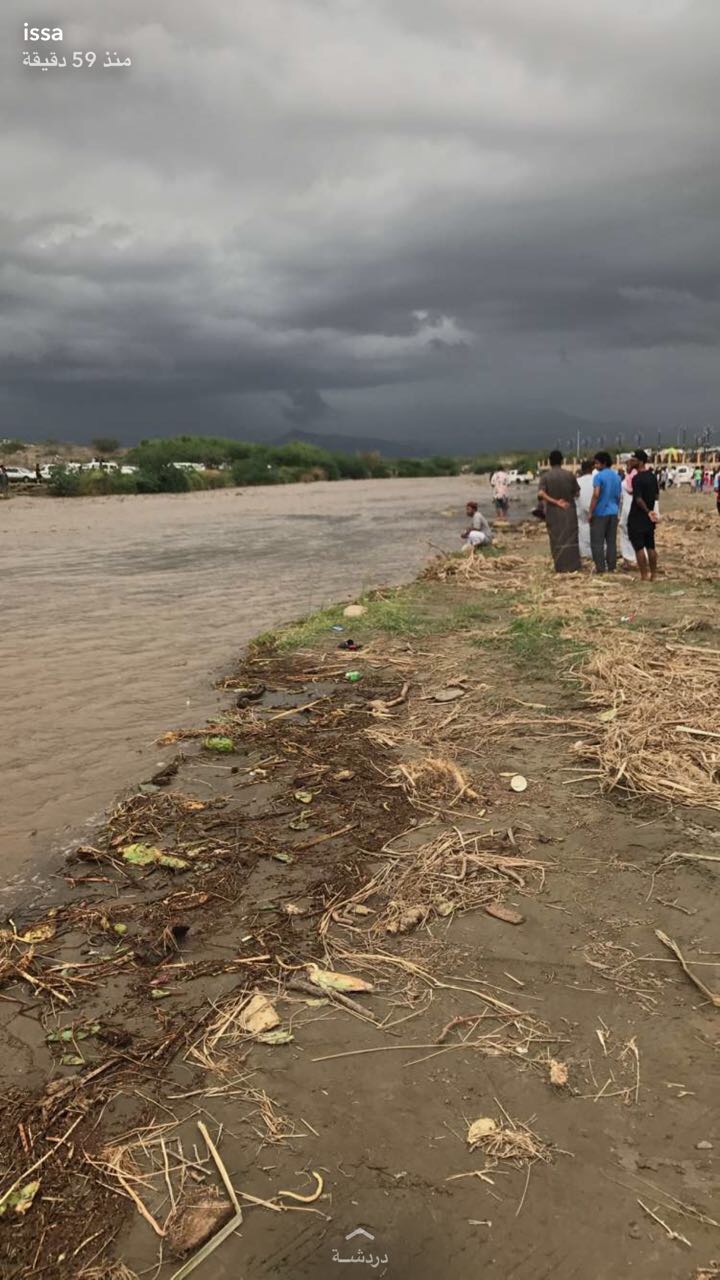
<box><xmin>0</xmin><ymin>635</ymin><xmax>539</xmax><ymax>1278</ymax></box>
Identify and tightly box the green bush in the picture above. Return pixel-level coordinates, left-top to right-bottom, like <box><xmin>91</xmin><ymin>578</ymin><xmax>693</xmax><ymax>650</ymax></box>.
<box><xmin>360</xmin><ymin>451</ymin><xmax>391</xmax><ymax>478</ymax></box>
<box><xmin>127</xmin><ymin>435</ymin><xmax>256</xmax><ymax>470</ymax></box>
<box><xmin>428</xmin><ymin>455</ymin><xmax>461</xmax><ymax>476</ymax></box>
<box><xmin>232</xmin><ymin>457</ymin><xmax>283</xmax><ymax>486</ymax></box>
<box><xmin>395</xmin><ymin>458</ymin><xmax>427</xmax><ymax>478</ymax></box>
<box><xmin>48</xmin><ymin>432</ymin><xmax>473</xmax><ymax>497</ymax></box>
<box><xmin>47</xmin><ymin>465</ymin><xmax>81</xmax><ymax>496</ymax></box>
<box><xmin>110</xmin><ymin>472</ymin><xmax>141</xmax><ymax>494</ymax></box>
<box><xmin>335</xmin><ymin>453</ymin><xmax>371</xmax><ymax>479</ymax></box>
<box><xmin>77</xmin><ymin>469</ymin><xmax>116</xmax><ymax>496</ymax></box>
<box><xmin>202</xmin><ymin>469</ymin><xmax>233</xmax><ymax>489</ymax></box>
<box><xmin>142</xmin><ymin>464</ymin><xmax>192</xmax><ymax>493</ymax></box>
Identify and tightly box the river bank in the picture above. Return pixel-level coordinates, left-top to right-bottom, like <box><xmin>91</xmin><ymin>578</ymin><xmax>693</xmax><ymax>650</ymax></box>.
<box><xmin>1</xmin><ymin>502</ymin><xmax>719</xmax><ymax>1279</ymax></box>
<box><xmin>1</xmin><ymin>476</ymin><xmax>533</xmax><ymax>885</ymax></box>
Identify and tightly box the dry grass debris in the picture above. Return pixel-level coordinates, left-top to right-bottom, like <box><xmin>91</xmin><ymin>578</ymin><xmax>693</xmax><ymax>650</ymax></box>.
<box><xmin>328</xmin><ymin>827</ymin><xmax>546</xmax><ymax>939</ymax></box>
<box><xmin>467</xmin><ymin>1108</ymin><xmax>552</xmax><ymax>1167</ymax></box>
<box><xmin>570</xmin><ymin>632</ymin><xmax>720</xmax><ymax>811</ymax></box>
<box><xmin>584</xmin><ymin>941</ymin><xmax>661</xmax><ymax>1012</ymax></box>
<box><xmin>395</xmin><ymin>755</ymin><xmax>478</xmax><ymax>806</ymax></box>
<box><xmin>422</xmin><ymin>550</ymin><xmax>526</xmax><ymax>585</ymax></box>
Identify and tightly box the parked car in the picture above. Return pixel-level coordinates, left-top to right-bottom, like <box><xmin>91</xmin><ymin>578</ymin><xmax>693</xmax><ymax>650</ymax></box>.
<box><xmin>669</xmin><ymin>465</ymin><xmax>694</xmax><ymax>486</ymax></box>
<box><xmin>508</xmin><ymin>468</ymin><xmax>532</xmax><ymax>485</ymax></box>
<box><xmin>4</xmin><ymin>466</ymin><xmax>36</xmax><ymax>483</ymax></box>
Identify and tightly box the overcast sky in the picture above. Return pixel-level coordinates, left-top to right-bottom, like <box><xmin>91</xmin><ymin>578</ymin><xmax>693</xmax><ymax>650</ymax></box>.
<box><xmin>2</xmin><ymin>0</ymin><xmax>719</xmax><ymax>446</ymax></box>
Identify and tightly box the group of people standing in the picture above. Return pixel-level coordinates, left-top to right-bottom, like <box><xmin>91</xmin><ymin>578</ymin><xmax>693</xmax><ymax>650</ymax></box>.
<box><xmin>690</xmin><ymin>465</ymin><xmax>719</xmax><ymax>493</ymax></box>
<box><xmin>462</xmin><ymin>451</ymin><xmax>719</xmax><ymax>576</ymax></box>
<box><xmin>538</xmin><ymin>449</ymin><xmax>661</xmax><ymax>582</ymax></box>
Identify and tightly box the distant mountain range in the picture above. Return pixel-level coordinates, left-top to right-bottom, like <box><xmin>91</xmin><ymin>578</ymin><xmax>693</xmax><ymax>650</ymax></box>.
<box><xmin>272</xmin><ymin>409</ymin><xmax>651</xmax><ymax>458</ymax></box>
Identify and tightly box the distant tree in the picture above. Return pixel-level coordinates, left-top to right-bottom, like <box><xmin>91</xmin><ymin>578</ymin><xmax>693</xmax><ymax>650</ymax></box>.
<box><xmin>0</xmin><ymin>438</ymin><xmax>24</xmax><ymax>455</ymax></box>
<box><xmin>395</xmin><ymin>458</ymin><xmax>427</xmax><ymax>478</ymax></box>
<box><xmin>91</xmin><ymin>436</ymin><xmax>120</xmax><ymax>456</ymax></box>
<box><xmin>428</xmin><ymin>455</ymin><xmax>460</xmax><ymax>476</ymax></box>
<box><xmin>358</xmin><ymin>451</ymin><xmax>390</xmax><ymax>478</ymax></box>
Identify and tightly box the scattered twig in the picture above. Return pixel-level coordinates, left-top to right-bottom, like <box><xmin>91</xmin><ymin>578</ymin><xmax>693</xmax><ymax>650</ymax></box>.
<box><xmin>655</xmin><ymin>930</ymin><xmax>720</xmax><ymax>1008</ymax></box>
<box><xmin>197</xmin><ymin>1121</ymin><xmax>241</xmax><ymax>1218</ymax></box>
<box><xmin>637</xmin><ymin>1198</ymin><xmax>692</xmax><ymax>1248</ymax></box>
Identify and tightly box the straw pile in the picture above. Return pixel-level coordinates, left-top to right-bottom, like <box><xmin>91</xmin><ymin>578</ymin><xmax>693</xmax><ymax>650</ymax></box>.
<box><xmin>659</xmin><ymin>510</ymin><xmax>720</xmax><ymax>583</ymax></box>
<box><xmin>394</xmin><ymin>756</ymin><xmax>478</xmax><ymax>806</ymax></box>
<box><xmin>570</xmin><ymin>630</ymin><xmax>720</xmax><ymax>810</ymax></box>
<box><xmin>422</xmin><ymin>551</ymin><xmax>526</xmax><ymax>584</ymax></box>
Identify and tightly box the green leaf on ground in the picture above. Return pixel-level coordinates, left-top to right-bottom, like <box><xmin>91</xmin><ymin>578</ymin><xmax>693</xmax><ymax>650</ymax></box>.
<box><xmin>203</xmin><ymin>736</ymin><xmax>235</xmax><ymax>753</ymax></box>
<box><xmin>122</xmin><ymin>843</ymin><xmax>189</xmax><ymax>870</ymax></box>
<box><xmin>0</xmin><ymin>1181</ymin><xmax>40</xmax><ymax>1217</ymax></box>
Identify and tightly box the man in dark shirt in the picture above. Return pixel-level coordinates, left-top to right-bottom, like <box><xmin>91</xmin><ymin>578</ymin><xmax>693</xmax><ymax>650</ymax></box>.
<box><xmin>627</xmin><ymin>449</ymin><xmax>660</xmax><ymax>582</ymax></box>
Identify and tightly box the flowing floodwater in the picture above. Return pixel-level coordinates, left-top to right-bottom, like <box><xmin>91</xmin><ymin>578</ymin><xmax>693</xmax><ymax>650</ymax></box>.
<box><xmin>1</xmin><ymin>476</ymin><xmax>531</xmax><ymax>886</ymax></box>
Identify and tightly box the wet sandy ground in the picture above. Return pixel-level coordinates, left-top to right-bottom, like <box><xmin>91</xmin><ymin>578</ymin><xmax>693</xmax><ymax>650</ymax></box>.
<box><xmin>1</xmin><ymin>477</ymin><xmax>530</xmax><ymax>886</ymax></box>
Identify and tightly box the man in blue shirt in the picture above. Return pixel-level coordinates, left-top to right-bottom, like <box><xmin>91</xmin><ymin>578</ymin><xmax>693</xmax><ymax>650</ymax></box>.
<box><xmin>589</xmin><ymin>451</ymin><xmax>622</xmax><ymax>573</ymax></box>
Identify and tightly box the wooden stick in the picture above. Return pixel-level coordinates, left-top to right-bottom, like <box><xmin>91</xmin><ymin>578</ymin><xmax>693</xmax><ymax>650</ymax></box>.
<box><xmin>197</xmin><ymin>1121</ymin><xmax>241</xmax><ymax>1218</ymax></box>
<box><xmin>267</xmin><ymin>698</ymin><xmax>328</xmax><ymax>722</ymax></box>
<box><xmin>515</xmin><ymin>1165</ymin><xmax>532</xmax><ymax>1218</ymax></box>
<box><xmin>637</xmin><ymin>1199</ymin><xmax>691</xmax><ymax>1248</ymax></box>
<box><xmin>312</xmin><ymin>1044</ymin><xmax>440</xmax><ymax>1063</ymax></box>
<box><xmin>295</xmin><ymin>823</ymin><xmax>357</xmax><ymax>851</ymax></box>
<box><xmin>289</xmin><ymin>977</ymin><xmax>381</xmax><ymax>1025</ymax></box>
<box><xmin>161</xmin><ymin>1137</ymin><xmax>176</xmax><ymax>1214</ymax></box>
<box><xmin>665</xmin><ymin>852</ymin><xmax>720</xmax><ymax>865</ymax></box>
<box><xmin>115</xmin><ymin>1168</ymin><xmax>165</xmax><ymax>1237</ymax></box>
<box><xmin>655</xmin><ymin>930</ymin><xmax>720</xmax><ymax>1008</ymax></box>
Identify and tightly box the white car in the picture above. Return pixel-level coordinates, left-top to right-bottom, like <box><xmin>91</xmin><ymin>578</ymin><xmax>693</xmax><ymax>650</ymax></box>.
<box><xmin>4</xmin><ymin>466</ymin><xmax>36</xmax><ymax>482</ymax></box>
<box><xmin>508</xmin><ymin>468</ymin><xmax>532</xmax><ymax>485</ymax></box>
<box><xmin>669</xmin><ymin>465</ymin><xmax>694</xmax><ymax>486</ymax></box>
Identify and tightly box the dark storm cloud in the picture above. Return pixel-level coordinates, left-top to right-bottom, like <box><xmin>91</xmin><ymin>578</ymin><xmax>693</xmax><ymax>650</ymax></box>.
<box><xmin>2</xmin><ymin>0</ymin><xmax>720</xmax><ymax>443</ymax></box>
<box><xmin>283</xmin><ymin>389</ymin><xmax>331</xmax><ymax>427</ymax></box>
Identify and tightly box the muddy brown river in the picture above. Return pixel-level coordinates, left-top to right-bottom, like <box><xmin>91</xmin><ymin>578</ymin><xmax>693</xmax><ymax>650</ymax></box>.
<box><xmin>1</xmin><ymin>477</ymin><xmax>531</xmax><ymax>890</ymax></box>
